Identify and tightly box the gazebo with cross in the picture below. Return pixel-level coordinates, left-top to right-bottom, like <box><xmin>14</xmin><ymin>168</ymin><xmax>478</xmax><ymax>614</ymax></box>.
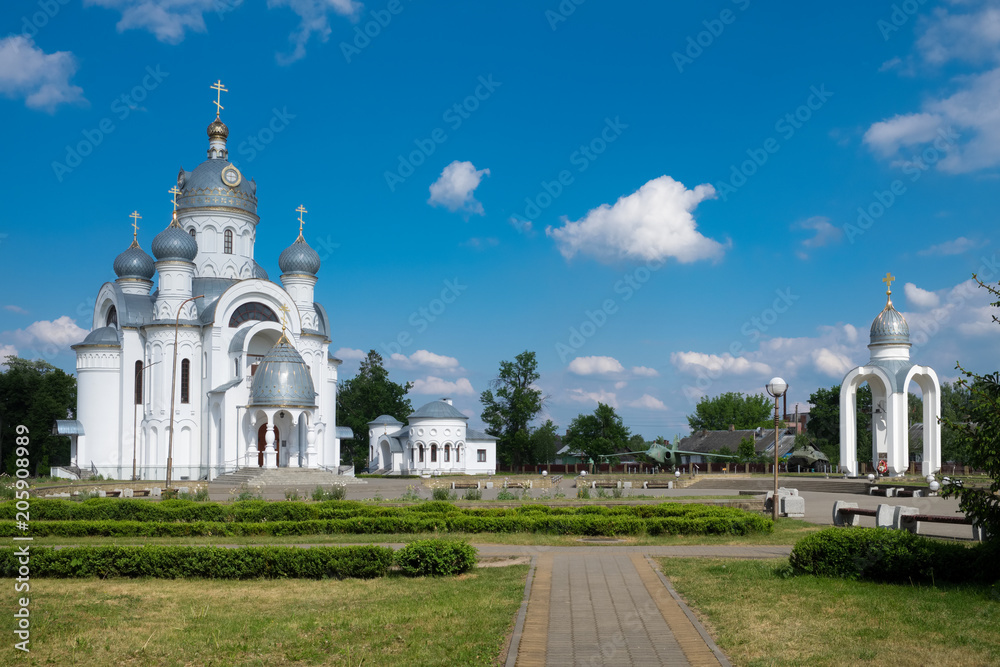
<box><xmin>838</xmin><ymin>273</ymin><xmax>942</xmax><ymax>477</ymax></box>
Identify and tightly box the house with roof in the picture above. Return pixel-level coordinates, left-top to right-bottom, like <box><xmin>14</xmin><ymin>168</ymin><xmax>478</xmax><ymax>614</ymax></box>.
<box><xmin>675</xmin><ymin>426</ymin><xmax>797</xmax><ymax>466</ymax></box>
<box><xmin>366</xmin><ymin>398</ymin><xmax>497</xmax><ymax>475</ymax></box>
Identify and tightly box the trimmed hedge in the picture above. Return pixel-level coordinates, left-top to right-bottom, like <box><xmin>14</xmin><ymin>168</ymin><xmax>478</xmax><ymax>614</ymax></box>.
<box><xmin>0</xmin><ymin>545</ymin><xmax>394</xmax><ymax>579</ymax></box>
<box><xmin>395</xmin><ymin>539</ymin><xmax>477</xmax><ymax>576</ymax></box>
<box><xmin>790</xmin><ymin>527</ymin><xmax>999</xmax><ymax>584</ymax></box>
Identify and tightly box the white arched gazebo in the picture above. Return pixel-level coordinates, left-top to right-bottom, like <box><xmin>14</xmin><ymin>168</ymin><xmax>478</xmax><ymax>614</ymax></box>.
<box><xmin>840</xmin><ymin>274</ymin><xmax>941</xmax><ymax>477</ymax></box>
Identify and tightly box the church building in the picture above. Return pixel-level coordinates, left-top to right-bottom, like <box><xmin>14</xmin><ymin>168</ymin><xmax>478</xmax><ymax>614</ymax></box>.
<box><xmin>60</xmin><ymin>84</ymin><xmax>352</xmax><ymax>481</ymax></box>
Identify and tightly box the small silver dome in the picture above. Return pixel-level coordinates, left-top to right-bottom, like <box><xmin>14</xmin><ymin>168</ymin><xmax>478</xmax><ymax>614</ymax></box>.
<box><xmin>409</xmin><ymin>400</ymin><xmax>468</xmax><ymax>420</ymax></box>
<box><xmin>114</xmin><ymin>240</ymin><xmax>155</xmax><ymax>279</ymax></box>
<box><xmin>248</xmin><ymin>337</ymin><xmax>316</xmax><ymax>408</ymax></box>
<box><xmin>870</xmin><ymin>301</ymin><xmax>910</xmax><ymax>345</ymax></box>
<box><xmin>278</xmin><ymin>235</ymin><xmax>321</xmax><ymax>275</ymax></box>
<box><xmin>152</xmin><ymin>224</ymin><xmax>198</xmax><ymax>262</ymax></box>
<box><xmin>79</xmin><ymin>326</ymin><xmax>121</xmax><ymax>347</ymax></box>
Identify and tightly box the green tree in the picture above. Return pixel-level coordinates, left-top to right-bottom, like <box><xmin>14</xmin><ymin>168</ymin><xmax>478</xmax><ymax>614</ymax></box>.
<box><xmin>0</xmin><ymin>357</ymin><xmax>77</xmax><ymax>475</ymax></box>
<box><xmin>480</xmin><ymin>351</ymin><xmax>543</xmax><ymax>467</ymax></box>
<box><xmin>807</xmin><ymin>384</ymin><xmax>872</xmax><ymax>466</ymax></box>
<box><xmin>687</xmin><ymin>392</ymin><xmax>772</xmax><ymax>432</ymax></box>
<box><xmin>942</xmin><ymin>276</ymin><xmax>1000</xmax><ymax>540</ymax></box>
<box><xmin>563</xmin><ymin>403</ymin><xmax>631</xmax><ymax>469</ymax></box>
<box><xmin>336</xmin><ymin>350</ymin><xmax>413</xmax><ymax>472</ymax></box>
<box><xmin>737</xmin><ymin>436</ymin><xmax>758</xmax><ymax>464</ymax></box>
<box><xmin>940</xmin><ymin>381</ymin><xmax>972</xmax><ymax>464</ymax></box>
<box><xmin>529</xmin><ymin>419</ymin><xmax>560</xmax><ymax>464</ymax></box>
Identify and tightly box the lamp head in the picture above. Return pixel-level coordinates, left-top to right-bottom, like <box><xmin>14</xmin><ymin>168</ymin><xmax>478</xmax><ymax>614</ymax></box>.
<box><xmin>766</xmin><ymin>377</ymin><xmax>788</xmax><ymax>398</ymax></box>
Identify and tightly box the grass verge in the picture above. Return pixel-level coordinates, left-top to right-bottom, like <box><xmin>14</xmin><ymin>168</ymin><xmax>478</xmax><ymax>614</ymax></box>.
<box><xmin>2</xmin><ymin>565</ymin><xmax>527</xmax><ymax>666</ymax></box>
<box><xmin>661</xmin><ymin>557</ymin><xmax>1000</xmax><ymax>666</ymax></box>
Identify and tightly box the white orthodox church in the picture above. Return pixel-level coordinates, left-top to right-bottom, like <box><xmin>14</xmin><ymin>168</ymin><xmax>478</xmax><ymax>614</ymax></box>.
<box><xmin>58</xmin><ymin>91</ymin><xmax>353</xmax><ymax>481</ymax></box>
<box><xmin>839</xmin><ymin>274</ymin><xmax>941</xmax><ymax>477</ymax></box>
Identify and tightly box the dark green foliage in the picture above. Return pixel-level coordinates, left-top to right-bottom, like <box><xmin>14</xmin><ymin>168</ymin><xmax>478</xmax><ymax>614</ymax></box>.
<box><xmin>790</xmin><ymin>528</ymin><xmax>999</xmax><ymax>584</ymax></box>
<box><xmin>687</xmin><ymin>391</ymin><xmax>773</xmax><ymax>432</ymax></box>
<box><xmin>394</xmin><ymin>539</ymin><xmax>477</xmax><ymax>576</ymax></box>
<box><xmin>807</xmin><ymin>384</ymin><xmax>872</xmax><ymax>465</ymax></box>
<box><xmin>432</xmin><ymin>487</ymin><xmax>456</xmax><ymax>501</ymax></box>
<box><xmin>563</xmin><ymin>403</ymin><xmax>630</xmax><ymax>467</ymax></box>
<box><xmin>0</xmin><ymin>357</ymin><xmax>77</xmax><ymax>475</ymax></box>
<box><xmin>0</xmin><ymin>545</ymin><xmax>394</xmax><ymax>579</ymax></box>
<box><xmin>337</xmin><ymin>350</ymin><xmax>413</xmax><ymax>472</ymax></box>
<box><xmin>480</xmin><ymin>350</ymin><xmax>544</xmax><ymax>467</ymax></box>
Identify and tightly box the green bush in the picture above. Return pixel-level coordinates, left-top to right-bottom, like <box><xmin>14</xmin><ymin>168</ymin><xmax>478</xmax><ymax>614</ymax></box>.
<box><xmin>394</xmin><ymin>539</ymin><xmax>477</xmax><ymax>576</ymax></box>
<box><xmin>790</xmin><ymin>527</ymin><xmax>998</xmax><ymax>584</ymax></box>
<box><xmin>577</xmin><ymin>486</ymin><xmax>590</xmax><ymax>499</ymax></box>
<box><xmin>462</xmin><ymin>488</ymin><xmax>482</xmax><ymax>501</ymax></box>
<box><xmin>432</xmin><ymin>487</ymin><xmax>456</xmax><ymax>501</ymax></box>
<box><xmin>0</xmin><ymin>545</ymin><xmax>394</xmax><ymax>579</ymax></box>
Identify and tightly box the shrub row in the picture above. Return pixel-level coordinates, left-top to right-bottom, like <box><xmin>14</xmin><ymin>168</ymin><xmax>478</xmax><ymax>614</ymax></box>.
<box><xmin>0</xmin><ymin>545</ymin><xmax>394</xmax><ymax>579</ymax></box>
<box><xmin>6</xmin><ymin>498</ymin><xmax>762</xmax><ymax>524</ymax></box>
<box><xmin>0</xmin><ymin>511</ymin><xmax>771</xmax><ymax>537</ymax></box>
<box><xmin>790</xmin><ymin>527</ymin><xmax>999</xmax><ymax>584</ymax></box>
<box><xmin>395</xmin><ymin>540</ymin><xmax>477</xmax><ymax>576</ymax></box>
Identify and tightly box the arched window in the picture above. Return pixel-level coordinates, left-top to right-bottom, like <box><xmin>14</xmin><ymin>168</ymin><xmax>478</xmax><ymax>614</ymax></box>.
<box><xmin>228</xmin><ymin>302</ymin><xmax>278</xmax><ymax>327</ymax></box>
<box><xmin>188</xmin><ymin>228</ymin><xmax>196</xmax><ymax>239</ymax></box>
<box><xmin>431</xmin><ymin>444</ymin><xmax>438</xmax><ymax>463</ymax></box>
<box><xmin>419</xmin><ymin>445</ymin><xmax>425</xmax><ymax>463</ymax></box>
<box><xmin>106</xmin><ymin>306</ymin><xmax>118</xmax><ymax>328</ymax></box>
<box><xmin>234</xmin><ymin>358</ymin><xmax>240</xmax><ymax>378</ymax></box>
<box><xmin>444</xmin><ymin>444</ymin><xmax>450</xmax><ymax>462</ymax></box>
<box><xmin>180</xmin><ymin>358</ymin><xmax>190</xmax><ymax>404</ymax></box>
<box><xmin>134</xmin><ymin>360</ymin><xmax>143</xmax><ymax>405</ymax></box>
<box><xmin>456</xmin><ymin>446</ymin><xmax>460</xmax><ymax>463</ymax></box>
<box><xmin>224</xmin><ymin>229</ymin><xmax>233</xmax><ymax>254</ymax></box>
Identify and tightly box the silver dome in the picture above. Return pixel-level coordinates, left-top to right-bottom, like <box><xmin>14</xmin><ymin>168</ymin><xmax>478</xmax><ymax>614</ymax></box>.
<box><xmin>152</xmin><ymin>224</ymin><xmax>198</xmax><ymax>262</ymax></box>
<box><xmin>248</xmin><ymin>338</ymin><xmax>316</xmax><ymax>408</ymax></box>
<box><xmin>870</xmin><ymin>301</ymin><xmax>910</xmax><ymax>345</ymax></box>
<box><xmin>278</xmin><ymin>235</ymin><xmax>321</xmax><ymax>275</ymax></box>
<box><xmin>113</xmin><ymin>240</ymin><xmax>155</xmax><ymax>279</ymax></box>
<box><xmin>176</xmin><ymin>159</ymin><xmax>257</xmax><ymax>215</ymax></box>
<box><xmin>77</xmin><ymin>326</ymin><xmax>121</xmax><ymax>347</ymax></box>
<box><xmin>409</xmin><ymin>400</ymin><xmax>468</xmax><ymax>420</ymax></box>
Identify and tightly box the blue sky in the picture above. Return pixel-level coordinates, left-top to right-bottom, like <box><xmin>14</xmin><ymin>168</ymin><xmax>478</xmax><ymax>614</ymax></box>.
<box><xmin>2</xmin><ymin>0</ymin><xmax>999</xmax><ymax>439</ymax></box>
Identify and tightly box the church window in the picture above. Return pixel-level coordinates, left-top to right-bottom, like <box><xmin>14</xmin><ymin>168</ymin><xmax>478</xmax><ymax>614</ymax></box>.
<box><xmin>419</xmin><ymin>445</ymin><xmax>425</xmax><ymax>463</ymax></box>
<box><xmin>228</xmin><ymin>302</ymin><xmax>278</xmax><ymax>327</ymax></box>
<box><xmin>444</xmin><ymin>445</ymin><xmax>450</xmax><ymax>462</ymax></box>
<box><xmin>224</xmin><ymin>229</ymin><xmax>233</xmax><ymax>254</ymax></box>
<box><xmin>431</xmin><ymin>444</ymin><xmax>437</xmax><ymax>463</ymax></box>
<box><xmin>106</xmin><ymin>306</ymin><xmax>118</xmax><ymax>328</ymax></box>
<box><xmin>477</xmin><ymin>449</ymin><xmax>486</xmax><ymax>463</ymax></box>
<box><xmin>456</xmin><ymin>447</ymin><xmax>460</xmax><ymax>463</ymax></box>
<box><xmin>180</xmin><ymin>359</ymin><xmax>190</xmax><ymax>403</ymax></box>
<box><xmin>188</xmin><ymin>228</ymin><xmax>196</xmax><ymax>238</ymax></box>
<box><xmin>410</xmin><ymin>449</ymin><xmax>414</xmax><ymax>464</ymax></box>
<box><xmin>235</xmin><ymin>358</ymin><xmax>240</xmax><ymax>378</ymax></box>
<box><xmin>134</xmin><ymin>360</ymin><xmax>143</xmax><ymax>405</ymax></box>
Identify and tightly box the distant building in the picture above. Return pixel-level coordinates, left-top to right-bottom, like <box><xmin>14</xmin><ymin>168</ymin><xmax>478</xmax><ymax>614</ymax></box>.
<box><xmin>676</xmin><ymin>426</ymin><xmax>796</xmax><ymax>465</ymax></box>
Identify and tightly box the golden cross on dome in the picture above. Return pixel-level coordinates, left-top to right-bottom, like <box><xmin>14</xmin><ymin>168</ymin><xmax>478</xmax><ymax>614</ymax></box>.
<box><xmin>129</xmin><ymin>210</ymin><xmax>141</xmax><ymax>240</ymax></box>
<box><xmin>296</xmin><ymin>205</ymin><xmax>307</xmax><ymax>236</ymax></box>
<box><xmin>277</xmin><ymin>303</ymin><xmax>291</xmax><ymax>340</ymax></box>
<box><xmin>169</xmin><ymin>186</ymin><xmax>182</xmax><ymax>211</ymax></box>
<box><xmin>210</xmin><ymin>80</ymin><xmax>228</xmax><ymax>117</ymax></box>
<box><xmin>882</xmin><ymin>272</ymin><xmax>895</xmax><ymax>293</ymax></box>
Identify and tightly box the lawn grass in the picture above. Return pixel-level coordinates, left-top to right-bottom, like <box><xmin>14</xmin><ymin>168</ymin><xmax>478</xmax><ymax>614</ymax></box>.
<box><xmin>661</xmin><ymin>557</ymin><xmax>1000</xmax><ymax>666</ymax></box>
<box><xmin>2</xmin><ymin>565</ymin><xmax>528</xmax><ymax>666</ymax></box>
<box><xmin>25</xmin><ymin>516</ymin><xmax>819</xmax><ymax>548</ymax></box>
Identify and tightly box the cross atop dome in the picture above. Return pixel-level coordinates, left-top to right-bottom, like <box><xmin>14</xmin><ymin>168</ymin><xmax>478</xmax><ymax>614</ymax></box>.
<box><xmin>296</xmin><ymin>205</ymin><xmax>307</xmax><ymax>238</ymax></box>
<box><xmin>129</xmin><ymin>210</ymin><xmax>141</xmax><ymax>243</ymax></box>
<box><xmin>210</xmin><ymin>79</ymin><xmax>227</xmax><ymax>118</ymax></box>
<box><xmin>882</xmin><ymin>271</ymin><xmax>895</xmax><ymax>305</ymax></box>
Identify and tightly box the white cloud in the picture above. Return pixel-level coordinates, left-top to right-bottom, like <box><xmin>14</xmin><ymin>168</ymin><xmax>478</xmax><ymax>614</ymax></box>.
<box><xmin>631</xmin><ymin>366</ymin><xmax>659</xmax><ymax>377</ymax></box>
<box><xmin>670</xmin><ymin>352</ymin><xmax>771</xmax><ymax>377</ymax></box>
<box><xmin>629</xmin><ymin>393</ymin><xmax>667</xmax><ymax>411</ymax></box>
<box><xmin>904</xmin><ymin>283</ymin><xmax>941</xmax><ymax>309</ymax></box>
<box><xmin>916</xmin><ymin>4</ymin><xmax>1000</xmax><ymax>66</ymax></box>
<box><xmin>428</xmin><ymin>160</ymin><xmax>490</xmax><ymax>215</ymax></box>
<box><xmin>0</xmin><ymin>345</ymin><xmax>18</xmax><ymax>366</ymax></box>
<box><xmin>333</xmin><ymin>347</ymin><xmax>366</xmax><ymax>361</ymax></box>
<box><xmin>411</xmin><ymin>376</ymin><xmax>475</xmax><ymax>396</ymax></box>
<box><xmin>509</xmin><ymin>217</ymin><xmax>534</xmax><ymax>235</ymax></box>
<box><xmin>918</xmin><ymin>236</ymin><xmax>978</xmax><ymax>256</ymax></box>
<box><xmin>268</xmin><ymin>0</ymin><xmax>361</xmax><ymax>65</ymax></box>
<box><xmin>0</xmin><ymin>36</ymin><xmax>85</xmax><ymax>112</ymax></box>
<box><xmin>793</xmin><ymin>216</ymin><xmax>842</xmax><ymax>254</ymax></box>
<box><xmin>390</xmin><ymin>350</ymin><xmax>461</xmax><ymax>371</ymax></box>
<box><xmin>567</xmin><ymin>355</ymin><xmax>625</xmax><ymax>376</ymax></box>
<box><xmin>864</xmin><ymin>112</ymin><xmax>946</xmax><ymax>156</ymax></box>
<box><xmin>23</xmin><ymin>316</ymin><xmax>88</xmax><ymax>348</ymax></box>
<box><xmin>567</xmin><ymin>388</ymin><xmax>618</xmax><ymax>407</ymax></box>
<box><xmin>546</xmin><ymin>175</ymin><xmax>728</xmax><ymax>264</ymax></box>
<box><xmin>614</xmin><ymin>381</ymin><xmax>627</xmax><ymax>390</ymax></box>
<box><xmin>85</xmin><ymin>0</ymin><xmax>216</xmax><ymax>44</ymax></box>
<box><xmin>811</xmin><ymin>347</ymin><xmax>853</xmax><ymax>378</ymax></box>
<box><xmin>4</xmin><ymin>305</ymin><xmax>28</xmax><ymax>314</ymax></box>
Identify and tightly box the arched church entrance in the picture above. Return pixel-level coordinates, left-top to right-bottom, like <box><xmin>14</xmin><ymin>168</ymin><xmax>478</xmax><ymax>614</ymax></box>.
<box><xmin>257</xmin><ymin>423</ymin><xmax>280</xmax><ymax>467</ymax></box>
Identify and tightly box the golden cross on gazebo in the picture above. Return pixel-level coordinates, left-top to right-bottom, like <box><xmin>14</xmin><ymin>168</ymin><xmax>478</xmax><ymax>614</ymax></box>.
<box><xmin>278</xmin><ymin>303</ymin><xmax>290</xmax><ymax>331</ymax></box>
<box><xmin>882</xmin><ymin>272</ymin><xmax>895</xmax><ymax>293</ymax></box>
<box><xmin>296</xmin><ymin>205</ymin><xmax>307</xmax><ymax>235</ymax></box>
<box><xmin>129</xmin><ymin>210</ymin><xmax>141</xmax><ymax>240</ymax></box>
<box><xmin>210</xmin><ymin>80</ymin><xmax>228</xmax><ymax>117</ymax></box>
<box><xmin>168</xmin><ymin>186</ymin><xmax>182</xmax><ymax>211</ymax></box>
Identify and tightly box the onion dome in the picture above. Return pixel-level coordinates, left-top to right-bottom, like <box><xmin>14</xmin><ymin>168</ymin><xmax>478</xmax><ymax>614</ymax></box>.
<box><xmin>870</xmin><ymin>285</ymin><xmax>910</xmax><ymax>346</ymax></box>
<box><xmin>278</xmin><ymin>233</ymin><xmax>321</xmax><ymax>275</ymax></box>
<box><xmin>207</xmin><ymin>117</ymin><xmax>229</xmax><ymax>141</ymax></box>
<box><xmin>152</xmin><ymin>221</ymin><xmax>198</xmax><ymax>262</ymax></box>
<box><xmin>114</xmin><ymin>239</ymin><xmax>155</xmax><ymax>280</ymax></box>
<box><xmin>249</xmin><ymin>336</ymin><xmax>316</xmax><ymax>408</ymax></box>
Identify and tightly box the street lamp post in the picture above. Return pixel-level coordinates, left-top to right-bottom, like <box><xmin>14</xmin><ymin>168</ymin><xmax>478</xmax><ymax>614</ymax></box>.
<box><xmin>166</xmin><ymin>294</ymin><xmax>204</xmax><ymax>489</ymax></box>
<box><xmin>133</xmin><ymin>360</ymin><xmax>161</xmax><ymax>480</ymax></box>
<box><xmin>766</xmin><ymin>377</ymin><xmax>788</xmax><ymax>522</ymax></box>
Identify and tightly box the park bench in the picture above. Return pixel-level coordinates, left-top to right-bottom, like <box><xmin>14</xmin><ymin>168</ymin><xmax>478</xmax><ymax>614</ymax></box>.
<box><xmin>133</xmin><ymin>489</ymin><xmax>150</xmax><ymax>497</ymax></box>
<box><xmin>833</xmin><ymin>501</ymin><xmax>986</xmax><ymax>541</ymax></box>
<box><xmin>105</xmin><ymin>490</ymin><xmax>122</xmax><ymax>497</ymax></box>
<box><xmin>450</xmin><ymin>481</ymin><xmax>480</xmax><ymax>490</ymax></box>
<box><xmin>643</xmin><ymin>481</ymin><xmax>673</xmax><ymax>489</ymax></box>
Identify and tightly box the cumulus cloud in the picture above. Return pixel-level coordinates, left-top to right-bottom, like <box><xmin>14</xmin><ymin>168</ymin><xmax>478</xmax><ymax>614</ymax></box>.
<box><xmin>793</xmin><ymin>216</ymin><xmax>842</xmax><ymax>259</ymax></box>
<box><xmin>864</xmin><ymin>112</ymin><xmax>947</xmax><ymax>156</ymax></box>
<box><xmin>24</xmin><ymin>316</ymin><xmax>88</xmax><ymax>348</ymax></box>
<box><xmin>0</xmin><ymin>36</ymin><xmax>85</xmax><ymax>112</ymax></box>
<box><xmin>631</xmin><ymin>366</ymin><xmax>659</xmax><ymax>377</ymax></box>
<box><xmin>567</xmin><ymin>388</ymin><xmax>617</xmax><ymax>407</ymax></box>
<box><xmin>428</xmin><ymin>160</ymin><xmax>490</xmax><ymax>215</ymax></box>
<box><xmin>568</xmin><ymin>356</ymin><xmax>625</xmax><ymax>376</ymax></box>
<box><xmin>918</xmin><ymin>236</ymin><xmax>978</xmax><ymax>256</ymax></box>
<box><xmin>411</xmin><ymin>376</ymin><xmax>475</xmax><ymax>396</ymax></box>
<box><xmin>670</xmin><ymin>352</ymin><xmax>771</xmax><ymax>377</ymax></box>
<box><xmin>546</xmin><ymin>175</ymin><xmax>728</xmax><ymax>264</ymax></box>
<box><xmin>269</xmin><ymin>0</ymin><xmax>361</xmax><ymax>64</ymax></box>
<box><xmin>916</xmin><ymin>3</ymin><xmax>1000</xmax><ymax>66</ymax></box>
<box><xmin>904</xmin><ymin>283</ymin><xmax>941</xmax><ymax>309</ymax></box>
<box><xmin>812</xmin><ymin>347</ymin><xmax>853</xmax><ymax>378</ymax></box>
<box><xmin>390</xmin><ymin>350</ymin><xmax>461</xmax><ymax>371</ymax></box>
<box><xmin>333</xmin><ymin>347</ymin><xmax>366</xmax><ymax>361</ymax></box>
<box><xmin>4</xmin><ymin>305</ymin><xmax>28</xmax><ymax>314</ymax></box>
<box><xmin>629</xmin><ymin>394</ymin><xmax>667</xmax><ymax>411</ymax></box>
<box><xmin>85</xmin><ymin>0</ymin><xmax>217</xmax><ymax>44</ymax></box>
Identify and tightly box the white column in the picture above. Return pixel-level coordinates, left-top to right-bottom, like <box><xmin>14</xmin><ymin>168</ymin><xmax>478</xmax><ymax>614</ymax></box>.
<box><xmin>264</xmin><ymin>420</ymin><xmax>277</xmax><ymax>469</ymax></box>
<box><xmin>839</xmin><ymin>374</ymin><xmax>860</xmax><ymax>476</ymax></box>
<box><xmin>306</xmin><ymin>423</ymin><xmax>318</xmax><ymax>469</ymax></box>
